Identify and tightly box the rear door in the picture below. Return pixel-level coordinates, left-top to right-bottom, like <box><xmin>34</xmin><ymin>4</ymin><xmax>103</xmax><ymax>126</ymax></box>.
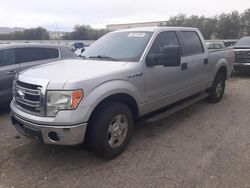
<box><xmin>15</xmin><ymin>47</ymin><xmax>60</xmax><ymax>71</ymax></box>
<box><xmin>0</xmin><ymin>48</ymin><xmax>19</xmax><ymax>103</ymax></box>
<box><xmin>179</xmin><ymin>31</ymin><xmax>209</xmax><ymax>94</ymax></box>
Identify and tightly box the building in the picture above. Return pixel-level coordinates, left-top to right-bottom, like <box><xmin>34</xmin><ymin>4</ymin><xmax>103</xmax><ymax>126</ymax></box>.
<box><xmin>106</xmin><ymin>21</ymin><xmax>167</xmax><ymax>31</ymax></box>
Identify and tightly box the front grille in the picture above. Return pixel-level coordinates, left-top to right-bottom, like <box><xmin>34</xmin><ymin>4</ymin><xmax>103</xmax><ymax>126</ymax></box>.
<box><xmin>14</xmin><ymin>80</ymin><xmax>45</xmax><ymax>116</ymax></box>
<box><xmin>235</xmin><ymin>50</ymin><xmax>250</xmax><ymax>63</ymax></box>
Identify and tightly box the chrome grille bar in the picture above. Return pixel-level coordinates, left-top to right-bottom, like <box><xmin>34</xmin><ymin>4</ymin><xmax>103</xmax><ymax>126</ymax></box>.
<box><xmin>15</xmin><ymin>85</ymin><xmax>41</xmax><ymax>96</ymax></box>
<box><xmin>15</xmin><ymin>97</ymin><xmax>40</xmax><ymax>107</ymax></box>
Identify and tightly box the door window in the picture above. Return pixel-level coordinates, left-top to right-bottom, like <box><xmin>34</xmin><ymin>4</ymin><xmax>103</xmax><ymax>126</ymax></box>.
<box><xmin>0</xmin><ymin>49</ymin><xmax>15</xmax><ymax>67</ymax></box>
<box><xmin>15</xmin><ymin>47</ymin><xmax>59</xmax><ymax>63</ymax></box>
<box><xmin>181</xmin><ymin>31</ymin><xmax>204</xmax><ymax>56</ymax></box>
<box><xmin>149</xmin><ymin>32</ymin><xmax>180</xmax><ymax>54</ymax></box>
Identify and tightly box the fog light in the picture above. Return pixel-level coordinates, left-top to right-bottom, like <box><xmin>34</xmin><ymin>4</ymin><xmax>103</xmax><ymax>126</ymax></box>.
<box><xmin>48</xmin><ymin>131</ymin><xmax>60</xmax><ymax>142</ymax></box>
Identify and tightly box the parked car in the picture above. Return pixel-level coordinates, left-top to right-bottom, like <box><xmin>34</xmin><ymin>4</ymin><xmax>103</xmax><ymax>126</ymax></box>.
<box><xmin>233</xmin><ymin>36</ymin><xmax>250</xmax><ymax>71</ymax></box>
<box><xmin>74</xmin><ymin>47</ymin><xmax>87</xmax><ymax>56</ymax></box>
<box><xmin>70</xmin><ymin>42</ymin><xmax>89</xmax><ymax>52</ymax></box>
<box><xmin>0</xmin><ymin>43</ymin><xmax>77</xmax><ymax>105</ymax></box>
<box><xmin>223</xmin><ymin>40</ymin><xmax>238</xmax><ymax>47</ymax></box>
<box><xmin>206</xmin><ymin>41</ymin><xmax>226</xmax><ymax>50</ymax></box>
<box><xmin>10</xmin><ymin>27</ymin><xmax>234</xmax><ymax>159</ymax></box>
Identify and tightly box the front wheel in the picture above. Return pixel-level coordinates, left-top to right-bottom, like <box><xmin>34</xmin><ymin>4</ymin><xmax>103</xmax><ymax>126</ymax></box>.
<box><xmin>87</xmin><ymin>102</ymin><xmax>133</xmax><ymax>159</ymax></box>
<box><xmin>207</xmin><ymin>73</ymin><xmax>226</xmax><ymax>103</ymax></box>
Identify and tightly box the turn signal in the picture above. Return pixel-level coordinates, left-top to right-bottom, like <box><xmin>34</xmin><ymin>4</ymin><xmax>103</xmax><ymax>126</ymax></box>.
<box><xmin>72</xmin><ymin>90</ymin><xmax>84</xmax><ymax>108</ymax></box>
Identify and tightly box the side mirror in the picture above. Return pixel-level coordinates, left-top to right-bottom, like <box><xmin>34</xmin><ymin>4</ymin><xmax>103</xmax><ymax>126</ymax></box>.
<box><xmin>146</xmin><ymin>45</ymin><xmax>181</xmax><ymax>67</ymax></box>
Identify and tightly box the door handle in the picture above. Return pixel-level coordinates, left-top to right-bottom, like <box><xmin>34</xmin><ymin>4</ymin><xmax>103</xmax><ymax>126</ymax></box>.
<box><xmin>6</xmin><ymin>70</ymin><xmax>17</xmax><ymax>75</ymax></box>
<box><xmin>204</xmin><ymin>58</ymin><xmax>209</xmax><ymax>65</ymax></box>
<box><xmin>181</xmin><ymin>63</ymin><xmax>188</xmax><ymax>71</ymax></box>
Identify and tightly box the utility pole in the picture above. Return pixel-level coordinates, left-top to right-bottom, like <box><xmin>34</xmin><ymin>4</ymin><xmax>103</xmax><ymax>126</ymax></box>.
<box><xmin>55</xmin><ymin>20</ymin><xmax>61</xmax><ymax>44</ymax></box>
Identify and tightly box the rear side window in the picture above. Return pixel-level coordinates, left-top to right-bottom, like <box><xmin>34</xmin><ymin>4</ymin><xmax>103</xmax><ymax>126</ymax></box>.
<box><xmin>0</xmin><ymin>49</ymin><xmax>15</xmax><ymax>67</ymax></box>
<box><xmin>181</xmin><ymin>31</ymin><xmax>204</xmax><ymax>56</ymax></box>
<box><xmin>149</xmin><ymin>31</ymin><xmax>180</xmax><ymax>54</ymax></box>
<box><xmin>15</xmin><ymin>47</ymin><xmax>59</xmax><ymax>63</ymax></box>
<box><xmin>214</xmin><ymin>43</ymin><xmax>224</xmax><ymax>49</ymax></box>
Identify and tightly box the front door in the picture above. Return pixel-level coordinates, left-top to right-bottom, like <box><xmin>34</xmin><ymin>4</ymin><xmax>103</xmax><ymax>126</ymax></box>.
<box><xmin>143</xmin><ymin>31</ymin><xmax>190</xmax><ymax>113</ymax></box>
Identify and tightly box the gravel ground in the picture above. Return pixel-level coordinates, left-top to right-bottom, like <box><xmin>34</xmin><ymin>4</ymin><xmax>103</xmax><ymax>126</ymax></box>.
<box><xmin>0</xmin><ymin>73</ymin><xmax>250</xmax><ymax>188</ymax></box>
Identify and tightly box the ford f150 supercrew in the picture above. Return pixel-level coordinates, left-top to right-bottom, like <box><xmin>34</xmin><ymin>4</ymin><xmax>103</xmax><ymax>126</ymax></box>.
<box><xmin>10</xmin><ymin>27</ymin><xmax>235</xmax><ymax>158</ymax></box>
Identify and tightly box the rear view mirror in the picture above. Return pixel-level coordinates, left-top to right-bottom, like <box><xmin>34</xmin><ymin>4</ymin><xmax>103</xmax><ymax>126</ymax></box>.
<box><xmin>146</xmin><ymin>45</ymin><xmax>181</xmax><ymax>67</ymax></box>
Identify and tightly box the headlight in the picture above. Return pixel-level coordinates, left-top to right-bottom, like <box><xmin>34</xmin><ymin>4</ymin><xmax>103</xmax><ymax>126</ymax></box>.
<box><xmin>46</xmin><ymin>90</ymin><xmax>83</xmax><ymax>117</ymax></box>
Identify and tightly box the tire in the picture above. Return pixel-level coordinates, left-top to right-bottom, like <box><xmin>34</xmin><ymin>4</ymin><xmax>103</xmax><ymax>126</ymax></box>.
<box><xmin>207</xmin><ymin>72</ymin><xmax>226</xmax><ymax>103</ymax></box>
<box><xmin>86</xmin><ymin>102</ymin><xmax>133</xmax><ymax>159</ymax></box>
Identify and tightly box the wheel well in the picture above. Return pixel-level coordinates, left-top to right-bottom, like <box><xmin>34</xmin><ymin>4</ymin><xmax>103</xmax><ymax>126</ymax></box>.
<box><xmin>88</xmin><ymin>93</ymin><xmax>139</xmax><ymax>122</ymax></box>
<box><xmin>217</xmin><ymin>66</ymin><xmax>227</xmax><ymax>78</ymax></box>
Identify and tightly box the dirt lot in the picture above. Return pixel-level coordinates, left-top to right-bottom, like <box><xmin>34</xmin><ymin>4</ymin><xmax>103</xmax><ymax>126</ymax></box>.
<box><xmin>0</xmin><ymin>73</ymin><xmax>250</xmax><ymax>188</ymax></box>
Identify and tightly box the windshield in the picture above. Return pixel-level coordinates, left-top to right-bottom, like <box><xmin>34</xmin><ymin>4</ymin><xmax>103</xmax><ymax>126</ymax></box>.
<box><xmin>81</xmin><ymin>31</ymin><xmax>153</xmax><ymax>62</ymax></box>
<box><xmin>235</xmin><ymin>37</ymin><xmax>250</xmax><ymax>46</ymax></box>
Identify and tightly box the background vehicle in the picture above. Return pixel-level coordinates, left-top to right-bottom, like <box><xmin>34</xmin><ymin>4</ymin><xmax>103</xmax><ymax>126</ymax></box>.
<box><xmin>223</xmin><ymin>40</ymin><xmax>238</xmax><ymax>47</ymax></box>
<box><xmin>0</xmin><ymin>43</ymin><xmax>77</xmax><ymax>105</ymax></box>
<box><xmin>74</xmin><ymin>47</ymin><xmax>88</xmax><ymax>56</ymax></box>
<box><xmin>10</xmin><ymin>27</ymin><xmax>234</xmax><ymax>159</ymax></box>
<box><xmin>233</xmin><ymin>36</ymin><xmax>250</xmax><ymax>72</ymax></box>
<box><xmin>70</xmin><ymin>42</ymin><xmax>90</xmax><ymax>52</ymax></box>
<box><xmin>206</xmin><ymin>41</ymin><xmax>226</xmax><ymax>49</ymax></box>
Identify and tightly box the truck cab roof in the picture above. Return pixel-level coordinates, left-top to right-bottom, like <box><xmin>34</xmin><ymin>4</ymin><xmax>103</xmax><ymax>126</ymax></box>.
<box><xmin>112</xmin><ymin>26</ymin><xmax>199</xmax><ymax>33</ymax></box>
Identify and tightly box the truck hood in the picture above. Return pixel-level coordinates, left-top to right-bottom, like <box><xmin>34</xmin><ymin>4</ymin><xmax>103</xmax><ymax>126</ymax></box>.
<box><xmin>21</xmin><ymin>59</ymin><xmax>128</xmax><ymax>82</ymax></box>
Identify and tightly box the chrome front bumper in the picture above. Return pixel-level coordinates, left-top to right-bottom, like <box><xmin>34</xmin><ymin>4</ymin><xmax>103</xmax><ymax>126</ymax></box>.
<box><xmin>234</xmin><ymin>63</ymin><xmax>250</xmax><ymax>71</ymax></box>
<box><xmin>10</xmin><ymin>112</ymin><xmax>87</xmax><ymax>145</ymax></box>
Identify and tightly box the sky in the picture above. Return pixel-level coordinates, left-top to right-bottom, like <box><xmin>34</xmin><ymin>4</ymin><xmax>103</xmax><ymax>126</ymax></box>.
<box><xmin>0</xmin><ymin>0</ymin><xmax>249</xmax><ymax>31</ymax></box>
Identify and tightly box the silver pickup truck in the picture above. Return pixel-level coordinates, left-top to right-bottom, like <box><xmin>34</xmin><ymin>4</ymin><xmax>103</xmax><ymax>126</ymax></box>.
<box><xmin>10</xmin><ymin>27</ymin><xmax>234</xmax><ymax>158</ymax></box>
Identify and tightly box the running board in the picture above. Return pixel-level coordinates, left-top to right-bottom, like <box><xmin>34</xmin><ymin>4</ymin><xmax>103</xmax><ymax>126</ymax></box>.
<box><xmin>146</xmin><ymin>93</ymin><xmax>209</xmax><ymax>123</ymax></box>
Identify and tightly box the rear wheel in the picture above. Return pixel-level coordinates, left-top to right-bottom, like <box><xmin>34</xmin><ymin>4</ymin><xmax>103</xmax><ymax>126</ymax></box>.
<box><xmin>207</xmin><ymin>72</ymin><xmax>226</xmax><ymax>103</ymax></box>
<box><xmin>87</xmin><ymin>102</ymin><xmax>133</xmax><ymax>159</ymax></box>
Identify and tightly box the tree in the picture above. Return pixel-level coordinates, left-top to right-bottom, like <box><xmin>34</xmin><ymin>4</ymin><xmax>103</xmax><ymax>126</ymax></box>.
<box><xmin>163</xmin><ymin>14</ymin><xmax>217</xmax><ymax>39</ymax></box>
<box><xmin>217</xmin><ymin>11</ymin><xmax>241</xmax><ymax>39</ymax></box>
<box><xmin>161</xmin><ymin>10</ymin><xmax>249</xmax><ymax>39</ymax></box>
<box><xmin>63</xmin><ymin>25</ymin><xmax>109</xmax><ymax>40</ymax></box>
<box><xmin>240</xmin><ymin>9</ymin><xmax>250</xmax><ymax>36</ymax></box>
<box><xmin>0</xmin><ymin>27</ymin><xmax>49</xmax><ymax>40</ymax></box>
<box><xmin>22</xmin><ymin>27</ymin><xmax>50</xmax><ymax>40</ymax></box>
<box><xmin>201</xmin><ymin>17</ymin><xmax>218</xmax><ymax>39</ymax></box>
<box><xmin>167</xmin><ymin>14</ymin><xmax>187</xmax><ymax>26</ymax></box>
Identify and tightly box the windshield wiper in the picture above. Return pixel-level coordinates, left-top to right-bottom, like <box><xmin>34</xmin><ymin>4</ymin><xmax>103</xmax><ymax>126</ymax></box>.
<box><xmin>89</xmin><ymin>55</ymin><xmax>118</xmax><ymax>61</ymax></box>
<box><xmin>79</xmin><ymin>55</ymin><xmax>86</xmax><ymax>58</ymax></box>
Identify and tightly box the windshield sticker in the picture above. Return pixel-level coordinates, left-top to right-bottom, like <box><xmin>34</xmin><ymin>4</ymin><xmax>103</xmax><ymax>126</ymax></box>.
<box><xmin>128</xmin><ymin>33</ymin><xmax>146</xmax><ymax>37</ymax></box>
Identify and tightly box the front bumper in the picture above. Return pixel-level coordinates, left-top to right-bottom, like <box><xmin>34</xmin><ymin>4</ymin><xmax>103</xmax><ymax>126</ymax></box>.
<box><xmin>10</xmin><ymin>112</ymin><xmax>87</xmax><ymax>145</ymax></box>
<box><xmin>234</xmin><ymin>63</ymin><xmax>250</xmax><ymax>71</ymax></box>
